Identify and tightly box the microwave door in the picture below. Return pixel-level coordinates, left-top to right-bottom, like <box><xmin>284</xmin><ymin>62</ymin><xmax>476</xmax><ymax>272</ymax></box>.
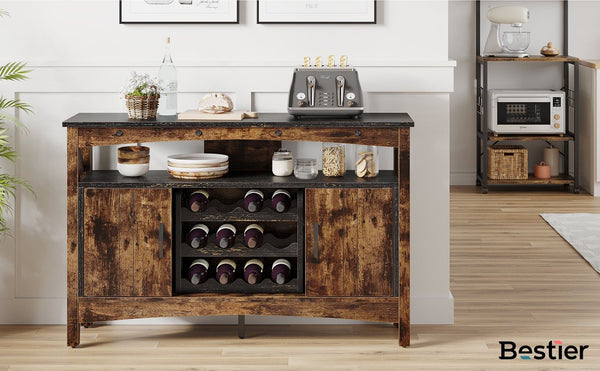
<box><xmin>496</xmin><ymin>98</ymin><xmax>551</xmax><ymax>126</ymax></box>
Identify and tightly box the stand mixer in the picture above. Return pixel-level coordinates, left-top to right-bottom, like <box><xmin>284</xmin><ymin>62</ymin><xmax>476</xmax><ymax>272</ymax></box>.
<box><xmin>483</xmin><ymin>5</ymin><xmax>530</xmax><ymax>58</ymax></box>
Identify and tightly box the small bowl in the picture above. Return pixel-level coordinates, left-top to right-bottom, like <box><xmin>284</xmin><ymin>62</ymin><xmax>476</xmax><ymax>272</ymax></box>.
<box><xmin>117</xmin><ymin>162</ymin><xmax>149</xmax><ymax>177</ymax></box>
<box><xmin>502</xmin><ymin>31</ymin><xmax>530</xmax><ymax>52</ymax></box>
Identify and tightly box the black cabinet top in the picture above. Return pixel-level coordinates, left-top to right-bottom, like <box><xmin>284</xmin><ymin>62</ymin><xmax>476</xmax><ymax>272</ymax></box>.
<box><xmin>63</xmin><ymin>112</ymin><xmax>414</xmax><ymax>128</ymax></box>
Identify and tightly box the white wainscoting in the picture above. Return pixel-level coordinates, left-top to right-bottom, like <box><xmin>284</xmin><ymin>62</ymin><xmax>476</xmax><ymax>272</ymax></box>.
<box><xmin>1</xmin><ymin>63</ymin><xmax>455</xmax><ymax>325</ymax></box>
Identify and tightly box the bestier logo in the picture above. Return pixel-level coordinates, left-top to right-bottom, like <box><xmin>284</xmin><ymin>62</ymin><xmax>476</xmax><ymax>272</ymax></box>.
<box><xmin>499</xmin><ymin>340</ymin><xmax>589</xmax><ymax>360</ymax></box>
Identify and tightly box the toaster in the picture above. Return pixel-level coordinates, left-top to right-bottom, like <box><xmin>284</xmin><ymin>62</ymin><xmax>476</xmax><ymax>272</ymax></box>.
<box><xmin>287</xmin><ymin>67</ymin><xmax>364</xmax><ymax>118</ymax></box>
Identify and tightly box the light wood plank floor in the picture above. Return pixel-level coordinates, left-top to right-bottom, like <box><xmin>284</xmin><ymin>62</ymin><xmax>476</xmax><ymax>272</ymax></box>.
<box><xmin>2</xmin><ymin>186</ymin><xmax>600</xmax><ymax>370</ymax></box>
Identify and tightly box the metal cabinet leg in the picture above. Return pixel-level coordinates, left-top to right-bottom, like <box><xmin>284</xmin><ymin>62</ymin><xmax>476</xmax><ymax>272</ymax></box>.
<box><xmin>238</xmin><ymin>315</ymin><xmax>245</xmax><ymax>339</ymax></box>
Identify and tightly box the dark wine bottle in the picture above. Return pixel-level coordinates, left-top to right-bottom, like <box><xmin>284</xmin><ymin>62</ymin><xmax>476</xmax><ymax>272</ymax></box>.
<box><xmin>243</xmin><ymin>259</ymin><xmax>264</xmax><ymax>285</ymax></box>
<box><xmin>271</xmin><ymin>189</ymin><xmax>291</xmax><ymax>213</ymax></box>
<box><xmin>188</xmin><ymin>258</ymin><xmax>209</xmax><ymax>285</ymax></box>
<box><xmin>243</xmin><ymin>224</ymin><xmax>264</xmax><ymax>249</ymax></box>
<box><xmin>216</xmin><ymin>259</ymin><xmax>236</xmax><ymax>285</ymax></box>
<box><xmin>187</xmin><ymin>224</ymin><xmax>209</xmax><ymax>249</ymax></box>
<box><xmin>216</xmin><ymin>224</ymin><xmax>236</xmax><ymax>249</ymax></box>
<box><xmin>188</xmin><ymin>190</ymin><xmax>209</xmax><ymax>212</ymax></box>
<box><xmin>243</xmin><ymin>189</ymin><xmax>264</xmax><ymax>213</ymax></box>
<box><xmin>271</xmin><ymin>258</ymin><xmax>291</xmax><ymax>285</ymax></box>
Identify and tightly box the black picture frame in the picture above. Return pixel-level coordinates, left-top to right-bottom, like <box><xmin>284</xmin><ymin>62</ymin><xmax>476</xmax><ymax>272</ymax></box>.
<box><xmin>119</xmin><ymin>0</ymin><xmax>239</xmax><ymax>24</ymax></box>
<box><xmin>257</xmin><ymin>0</ymin><xmax>376</xmax><ymax>24</ymax></box>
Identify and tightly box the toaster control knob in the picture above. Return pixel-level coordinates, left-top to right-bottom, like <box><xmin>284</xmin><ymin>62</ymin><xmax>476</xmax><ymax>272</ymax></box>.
<box><xmin>348</xmin><ymin>100</ymin><xmax>358</xmax><ymax>107</ymax></box>
<box><xmin>298</xmin><ymin>100</ymin><xmax>307</xmax><ymax>107</ymax></box>
<box><xmin>554</xmin><ymin>123</ymin><xmax>560</xmax><ymax>128</ymax></box>
<box><xmin>554</xmin><ymin>114</ymin><xmax>560</xmax><ymax>120</ymax></box>
<box><xmin>296</xmin><ymin>92</ymin><xmax>306</xmax><ymax>100</ymax></box>
<box><xmin>346</xmin><ymin>92</ymin><xmax>356</xmax><ymax>100</ymax></box>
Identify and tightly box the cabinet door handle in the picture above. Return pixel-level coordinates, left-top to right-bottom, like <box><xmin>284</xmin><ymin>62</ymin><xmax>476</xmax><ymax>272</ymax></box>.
<box><xmin>158</xmin><ymin>222</ymin><xmax>164</xmax><ymax>259</ymax></box>
<box><xmin>313</xmin><ymin>222</ymin><xmax>319</xmax><ymax>261</ymax></box>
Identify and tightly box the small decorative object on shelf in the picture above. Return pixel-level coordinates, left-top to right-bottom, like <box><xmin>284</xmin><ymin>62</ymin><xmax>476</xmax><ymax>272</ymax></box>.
<box><xmin>271</xmin><ymin>258</ymin><xmax>291</xmax><ymax>285</ymax></box>
<box><xmin>216</xmin><ymin>259</ymin><xmax>236</xmax><ymax>285</ymax></box>
<box><xmin>243</xmin><ymin>259</ymin><xmax>264</xmax><ymax>284</ymax></box>
<box><xmin>216</xmin><ymin>224</ymin><xmax>236</xmax><ymax>249</ymax></box>
<box><xmin>271</xmin><ymin>189</ymin><xmax>292</xmax><ymax>213</ymax></box>
<box><xmin>158</xmin><ymin>37</ymin><xmax>177</xmax><ymax>116</ymax></box>
<box><xmin>199</xmin><ymin>93</ymin><xmax>234</xmax><ymax>114</ymax></box>
<box><xmin>294</xmin><ymin>158</ymin><xmax>318</xmax><ymax>179</ymax></box>
<box><xmin>534</xmin><ymin>161</ymin><xmax>551</xmax><ymax>179</ymax></box>
<box><xmin>322</xmin><ymin>143</ymin><xmax>346</xmax><ymax>176</ymax></box>
<box><xmin>121</xmin><ymin>72</ymin><xmax>162</xmax><ymax>119</ymax></box>
<box><xmin>117</xmin><ymin>145</ymin><xmax>150</xmax><ymax>177</ymax></box>
<box><xmin>355</xmin><ymin>145</ymin><xmax>379</xmax><ymax>178</ymax></box>
<box><xmin>487</xmin><ymin>145</ymin><xmax>528</xmax><ymax>180</ymax></box>
<box><xmin>187</xmin><ymin>224</ymin><xmax>209</xmax><ymax>249</ymax></box>
<box><xmin>188</xmin><ymin>259</ymin><xmax>209</xmax><ymax>285</ymax></box>
<box><xmin>188</xmin><ymin>190</ymin><xmax>209</xmax><ymax>212</ymax></box>
<box><xmin>243</xmin><ymin>189</ymin><xmax>264</xmax><ymax>212</ymax></box>
<box><xmin>272</xmin><ymin>148</ymin><xmax>294</xmax><ymax>176</ymax></box>
<box><xmin>243</xmin><ymin>224</ymin><xmax>264</xmax><ymax>249</ymax></box>
<box><xmin>544</xmin><ymin>146</ymin><xmax>560</xmax><ymax>176</ymax></box>
<box><xmin>541</xmin><ymin>42</ymin><xmax>560</xmax><ymax>57</ymax></box>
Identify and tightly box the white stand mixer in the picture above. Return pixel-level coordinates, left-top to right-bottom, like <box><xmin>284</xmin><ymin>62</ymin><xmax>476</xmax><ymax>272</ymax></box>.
<box><xmin>483</xmin><ymin>6</ymin><xmax>530</xmax><ymax>58</ymax></box>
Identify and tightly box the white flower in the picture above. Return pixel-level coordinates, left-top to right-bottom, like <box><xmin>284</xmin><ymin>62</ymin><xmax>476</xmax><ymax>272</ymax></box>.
<box><xmin>121</xmin><ymin>71</ymin><xmax>164</xmax><ymax>97</ymax></box>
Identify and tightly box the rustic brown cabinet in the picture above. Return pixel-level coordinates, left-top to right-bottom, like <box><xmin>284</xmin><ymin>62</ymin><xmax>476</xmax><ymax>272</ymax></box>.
<box><xmin>305</xmin><ymin>188</ymin><xmax>395</xmax><ymax>297</ymax></box>
<box><xmin>82</xmin><ymin>188</ymin><xmax>172</xmax><ymax>297</ymax></box>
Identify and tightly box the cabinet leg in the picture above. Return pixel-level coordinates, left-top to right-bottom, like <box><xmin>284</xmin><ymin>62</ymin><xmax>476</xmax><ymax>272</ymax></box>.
<box><xmin>393</xmin><ymin>322</ymin><xmax>399</xmax><ymax>328</ymax></box>
<box><xmin>237</xmin><ymin>315</ymin><xmax>245</xmax><ymax>339</ymax></box>
<box><xmin>67</xmin><ymin>321</ymin><xmax>80</xmax><ymax>348</ymax></box>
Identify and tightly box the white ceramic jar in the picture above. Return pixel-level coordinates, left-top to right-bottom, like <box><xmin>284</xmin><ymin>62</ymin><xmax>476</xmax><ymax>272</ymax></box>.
<box><xmin>272</xmin><ymin>149</ymin><xmax>293</xmax><ymax>176</ymax></box>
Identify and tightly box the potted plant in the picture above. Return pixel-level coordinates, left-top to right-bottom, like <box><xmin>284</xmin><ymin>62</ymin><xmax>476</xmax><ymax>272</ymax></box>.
<box><xmin>121</xmin><ymin>72</ymin><xmax>163</xmax><ymax>119</ymax></box>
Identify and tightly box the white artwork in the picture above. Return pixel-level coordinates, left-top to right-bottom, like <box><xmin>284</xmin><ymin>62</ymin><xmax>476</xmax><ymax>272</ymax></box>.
<box><xmin>120</xmin><ymin>0</ymin><xmax>239</xmax><ymax>23</ymax></box>
<box><xmin>257</xmin><ymin>0</ymin><xmax>376</xmax><ymax>24</ymax></box>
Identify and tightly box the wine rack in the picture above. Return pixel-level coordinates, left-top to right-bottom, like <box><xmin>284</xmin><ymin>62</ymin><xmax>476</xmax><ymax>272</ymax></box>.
<box><xmin>174</xmin><ymin>188</ymin><xmax>304</xmax><ymax>294</ymax></box>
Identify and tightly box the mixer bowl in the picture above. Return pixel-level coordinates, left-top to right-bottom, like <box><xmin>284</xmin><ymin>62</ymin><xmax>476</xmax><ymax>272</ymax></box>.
<box><xmin>502</xmin><ymin>31</ymin><xmax>530</xmax><ymax>52</ymax></box>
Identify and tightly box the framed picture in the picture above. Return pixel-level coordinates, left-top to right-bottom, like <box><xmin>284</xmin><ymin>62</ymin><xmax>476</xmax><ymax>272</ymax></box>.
<box><xmin>120</xmin><ymin>0</ymin><xmax>239</xmax><ymax>24</ymax></box>
<box><xmin>257</xmin><ymin>0</ymin><xmax>376</xmax><ymax>24</ymax></box>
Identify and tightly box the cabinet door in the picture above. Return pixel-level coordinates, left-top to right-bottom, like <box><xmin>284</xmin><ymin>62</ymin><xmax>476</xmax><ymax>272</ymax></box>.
<box><xmin>83</xmin><ymin>188</ymin><xmax>172</xmax><ymax>297</ymax></box>
<box><xmin>305</xmin><ymin>188</ymin><xmax>394</xmax><ymax>297</ymax></box>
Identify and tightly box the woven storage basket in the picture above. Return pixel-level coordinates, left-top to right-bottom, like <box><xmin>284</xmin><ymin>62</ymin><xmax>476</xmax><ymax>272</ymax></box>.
<box><xmin>488</xmin><ymin>145</ymin><xmax>528</xmax><ymax>180</ymax></box>
<box><xmin>125</xmin><ymin>85</ymin><xmax>159</xmax><ymax>119</ymax></box>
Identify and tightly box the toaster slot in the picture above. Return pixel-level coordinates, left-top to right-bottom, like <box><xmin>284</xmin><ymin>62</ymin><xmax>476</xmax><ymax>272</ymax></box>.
<box><xmin>307</xmin><ymin>76</ymin><xmax>316</xmax><ymax>107</ymax></box>
<box><xmin>336</xmin><ymin>76</ymin><xmax>345</xmax><ymax>107</ymax></box>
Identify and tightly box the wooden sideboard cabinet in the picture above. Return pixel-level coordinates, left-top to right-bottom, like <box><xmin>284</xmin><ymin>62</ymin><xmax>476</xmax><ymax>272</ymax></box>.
<box><xmin>63</xmin><ymin>113</ymin><xmax>413</xmax><ymax>347</ymax></box>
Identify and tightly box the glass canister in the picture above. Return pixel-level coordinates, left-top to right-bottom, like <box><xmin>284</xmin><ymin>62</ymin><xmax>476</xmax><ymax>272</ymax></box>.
<box><xmin>294</xmin><ymin>158</ymin><xmax>318</xmax><ymax>179</ymax></box>
<box><xmin>272</xmin><ymin>148</ymin><xmax>293</xmax><ymax>176</ymax></box>
<box><xmin>322</xmin><ymin>142</ymin><xmax>346</xmax><ymax>177</ymax></box>
<box><xmin>355</xmin><ymin>145</ymin><xmax>379</xmax><ymax>178</ymax></box>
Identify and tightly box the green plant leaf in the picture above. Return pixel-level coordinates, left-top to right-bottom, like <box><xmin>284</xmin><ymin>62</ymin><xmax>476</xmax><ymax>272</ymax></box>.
<box><xmin>0</xmin><ymin>98</ymin><xmax>33</xmax><ymax>114</ymax></box>
<box><xmin>0</xmin><ymin>62</ymin><xmax>31</xmax><ymax>81</ymax></box>
<box><xmin>0</xmin><ymin>10</ymin><xmax>9</xmax><ymax>17</ymax></box>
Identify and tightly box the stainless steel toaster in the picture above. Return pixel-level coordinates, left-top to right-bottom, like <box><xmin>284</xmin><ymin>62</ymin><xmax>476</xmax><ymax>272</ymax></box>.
<box><xmin>287</xmin><ymin>67</ymin><xmax>364</xmax><ymax>118</ymax></box>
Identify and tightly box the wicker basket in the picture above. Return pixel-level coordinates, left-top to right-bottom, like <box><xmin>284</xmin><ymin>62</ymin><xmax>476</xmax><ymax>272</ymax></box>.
<box><xmin>488</xmin><ymin>145</ymin><xmax>528</xmax><ymax>180</ymax></box>
<box><xmin>125</xmin><ymin>85</ymin><xmax>159</xmax><ymax>119</ymax></box>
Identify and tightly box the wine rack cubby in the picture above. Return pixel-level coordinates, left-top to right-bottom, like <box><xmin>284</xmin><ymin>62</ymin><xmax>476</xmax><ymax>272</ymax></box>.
<box><xmin>174</xmin><ymin>188</ymin><xmax>304</xmax><ymax>294</ymax></box>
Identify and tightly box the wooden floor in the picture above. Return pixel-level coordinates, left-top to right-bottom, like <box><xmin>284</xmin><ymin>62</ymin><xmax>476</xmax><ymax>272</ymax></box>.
<box><xmin>2</xmin><ymin>186</ymin><xmax>600</xmax><ymax>370</ymax></box>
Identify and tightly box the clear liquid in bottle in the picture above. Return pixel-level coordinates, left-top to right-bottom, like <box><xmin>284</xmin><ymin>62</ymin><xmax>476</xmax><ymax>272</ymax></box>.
<box><xmin>158</xmin><ymin>37</ymin><xmax>177</xmax><ymax>116</ymax></box>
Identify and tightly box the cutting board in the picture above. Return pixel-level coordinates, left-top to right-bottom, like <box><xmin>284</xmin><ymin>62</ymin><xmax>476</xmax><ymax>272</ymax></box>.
<box><xmin>178</xmin><ymin>110</ymin><xmax>258</xmax><ymax>121</ymax></box>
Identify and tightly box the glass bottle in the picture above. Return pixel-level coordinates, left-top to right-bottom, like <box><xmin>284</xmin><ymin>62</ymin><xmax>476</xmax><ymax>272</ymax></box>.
<box><xmin>322</xmin><ymin>143</ymin><xmax>346</xmax><ymax>177</ymax></box>
<box><xmin>355</xmin><ymin>145</ymin><xmax>379</xmax><ymax>178</ymax></box>
<box><xmin>158</xmin><ymin>37</ymin><xmax>177</xmax><ymax>116</ymax></box>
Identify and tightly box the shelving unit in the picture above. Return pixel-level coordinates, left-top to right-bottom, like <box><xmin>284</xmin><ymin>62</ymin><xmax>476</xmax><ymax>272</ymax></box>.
<box><xmin>475</xmin><ymin>0</ymin><xmax>579</xmax><ymax>193</ymax></box>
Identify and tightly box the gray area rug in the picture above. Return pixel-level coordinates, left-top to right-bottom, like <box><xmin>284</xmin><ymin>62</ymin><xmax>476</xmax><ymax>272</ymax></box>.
<box><xmin>541</xmin><ymin>213</ymin><xmax>600</xmax><ymax>274</ymax></box>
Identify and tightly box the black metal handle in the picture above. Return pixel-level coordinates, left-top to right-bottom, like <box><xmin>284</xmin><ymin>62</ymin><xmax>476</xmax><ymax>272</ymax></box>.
<box><xmin>158</xmin><ymin>222</ymin><xmax>164</xmax><ymax>259</ymax></box>
<box><xmin>275</xmin><ymin>130</ymin><xmax>282</xmax><ymax>137</ymax></box>
<box><xmin>115</xmin><ymin>130</ymin><xmax>123</xmax><ymax>137</ymax></box>
<box><xmin>313</xmin><ymin>222</ymin><xmax>319</xmax><ymax>261</ymax></box>
<box><xmin>195</xmin><ymin>130</ymin><xmax>202</xmax><ymax>137</ymax></box>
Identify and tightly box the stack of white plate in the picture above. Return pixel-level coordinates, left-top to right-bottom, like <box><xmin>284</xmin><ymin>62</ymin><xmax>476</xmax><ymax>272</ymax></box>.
<box><xmin>167</xmin><ymin>153</ymin><xmax>229</xmax><ymax>180</ymax></box>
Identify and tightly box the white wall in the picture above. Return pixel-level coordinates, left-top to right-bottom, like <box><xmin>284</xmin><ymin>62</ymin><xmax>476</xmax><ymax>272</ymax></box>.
<box><xmin>449</xmin><ymin>0</ymin><xmax>600</xmax><ymax>185</ymax></box>
<box><xmin>1</xmin><ymin>0</ymin><xmax>454</xmax><ymax>325</ymax></box>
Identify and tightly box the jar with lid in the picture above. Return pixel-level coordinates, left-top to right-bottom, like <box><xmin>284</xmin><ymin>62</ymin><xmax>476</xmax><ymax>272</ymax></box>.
<box><xmin>294</xmin><ymin>158</ymin><xmax>318</xmax><ymax>179</ymax></box>
<box><xmin>272</xmin><ymin>148</ymin><xmax>293</xmax><ymax>176</ymax></box>
<box><xmin>355</xmin><ymin>145</ymin><xmax>379</xmax><ymax>178</ymax></box>
<box><xmin>322</xmin><ymin>142</ymin><xmax>346</xmax><ymax>177</ymax></box>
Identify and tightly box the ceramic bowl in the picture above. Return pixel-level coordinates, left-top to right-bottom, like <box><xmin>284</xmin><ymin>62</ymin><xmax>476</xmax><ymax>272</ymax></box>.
<box><xmin>117</xmin><ymin>162</ymin><xmax>149</xmax><ymax>177</ymax></box>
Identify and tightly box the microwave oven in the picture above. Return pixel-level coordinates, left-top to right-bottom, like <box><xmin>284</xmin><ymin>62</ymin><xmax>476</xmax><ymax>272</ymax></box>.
<box><xmin>487</xmin><ymin>90</ymin><xmax>566</xmax><ymax>134</ymax></box>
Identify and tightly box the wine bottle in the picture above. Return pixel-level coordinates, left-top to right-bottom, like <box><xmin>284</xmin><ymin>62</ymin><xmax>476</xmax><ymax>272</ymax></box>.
<box><xmin>243</xmin><ymin>189</ymin><xmax>264</xmax><ymax>213</ymax></box>
<box><xmin>187</xmin><ymin>224</ymin><xmax>209</xmax><ymax>249</ymax></box>
<box><xmin>216</xmin><ymin>259</ymin><xmax>236</xmax><ymax>285</ymax></box>
<box><xmin>271</xmin><ymin>189</ymin><xmax>291</xmax><ymax>213</ymax></box>
<box><xmin>243</xmin><ymin>259</ymin><xmax>264</xmax><ymax>285</ymax></box>
<box><xmin>216</xmin><ymin>224</ymin><xmax>236</xmax><ymax>249</ymax></box>
<box><xmin>271</xmin><ymin>258</ymin><xmax>291</xmax><ymax>285</ymax></box>
<box><xmin>188</xmin><ymin>190</ymin><xmax>209</xmax><ymax>212</ymax></box>
<box><xmin>243</xmin><ymin>224</ymin><xmax>264</xmax><ymax>249</ymax></box>
<box><xmin>188</xmin><ymin>259</ymin><xmax>209</xmax><ymax>285</ymax></box>
<box><xmin>158</xmin><ymin>37</ymin><xmax>177</xmax><ymax>116</ymax></box>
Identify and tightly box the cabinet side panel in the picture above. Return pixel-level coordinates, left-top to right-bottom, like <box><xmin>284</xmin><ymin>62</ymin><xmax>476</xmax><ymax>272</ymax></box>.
<box><xmin>357</xmin><ymin>188</ymin><xmax>394</xmax><ymax>297</ymax></box>
<box><xmin>342</xmin><ymin>189</ymin><xmax>359</xmax><ymax>296</ymax></box>
<box><xmin>133</xmin><ymin>189</ymin><xmax>172</xmax><ymax>296</ymax></box>
<box><xmin>118</xmin><ymin>189</ymin><xmax>135</xmax><ymax>296</ymax></box>
<box><xmin>305</xmin><ymin>188</ymin><xmax>345</xmax><ymax>297</ymax></box>
<box><xmin>83</xmin><ymin>188</ymin><xmax>120</xmax><ymax>296</ymax></box>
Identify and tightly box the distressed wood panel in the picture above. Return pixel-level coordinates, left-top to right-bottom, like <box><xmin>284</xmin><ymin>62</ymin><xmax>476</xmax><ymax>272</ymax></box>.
<box><xmin>204</xmin><ymin>140</ymin><xmax>281</xmax><ymax>172</ymax></box>
<box><xmin>118</xmin><ymin>189</ymin><xmax>135</xmax><ymax>296</ymax></box>
<box><xmin>342</xmin><ymin>189</ymin><xmax>359</xmax><ymax>297</ymax></box>
<box><xmin>67</xmin><ymin>127</ymin><xmax>80</xmax><ymax>347</ymax></box>
<box><xmin>398</xmin><ymin>127</ymin><xmax>411</xmax><ymax>347</ymax></box>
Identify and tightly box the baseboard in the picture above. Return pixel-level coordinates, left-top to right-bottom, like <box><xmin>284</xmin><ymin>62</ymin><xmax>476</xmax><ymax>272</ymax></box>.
<box><xmin>450</xmin><ymin>171</ymin><xmax>476</xmax><ymax>185</ymax></box>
